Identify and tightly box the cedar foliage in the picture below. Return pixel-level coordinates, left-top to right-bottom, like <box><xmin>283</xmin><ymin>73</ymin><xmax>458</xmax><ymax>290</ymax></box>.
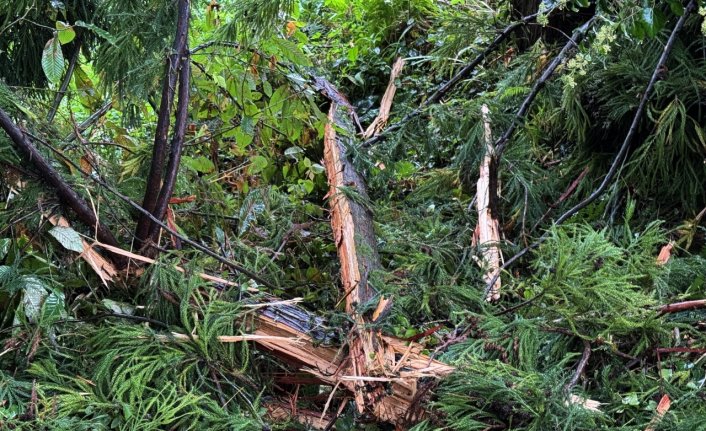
<box><xmin>1</xmin><ymin>0</ymin><xmax>706</xmax><ymax>430</ymax></box>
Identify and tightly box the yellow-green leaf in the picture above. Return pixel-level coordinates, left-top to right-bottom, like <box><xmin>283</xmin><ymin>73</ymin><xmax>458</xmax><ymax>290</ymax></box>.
<box><xmin>56</xmin><ymin>21</ymin><xmax>76</xmax><ymax>44</ymax></box>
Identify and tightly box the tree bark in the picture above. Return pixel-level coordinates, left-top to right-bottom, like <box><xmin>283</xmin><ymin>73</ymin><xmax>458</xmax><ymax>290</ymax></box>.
<box><xmin>134</xmin><ymin>0</ymin><xmax>191</xmax><ymax>245</ymax></box>
<box><xmin>0</xmin><ymin>108</ymin><xmax>124</xmax><ymax>266</ymax></box>
<box><xmin>148</xmin><ymin>22</ymin><xmax>191</xmax><ymax>243</ymax></box>
<box><xmin>324</xmin><ymin>98</ymin><xmax>407</xmax><ymax>422</ymax></box>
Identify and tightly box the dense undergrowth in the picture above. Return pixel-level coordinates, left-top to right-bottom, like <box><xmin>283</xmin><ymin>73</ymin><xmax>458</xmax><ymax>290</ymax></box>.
<box><xmin>1</xmin><ymin>0</ymin><xmax>706</xmax><ymax>429</ymax></box>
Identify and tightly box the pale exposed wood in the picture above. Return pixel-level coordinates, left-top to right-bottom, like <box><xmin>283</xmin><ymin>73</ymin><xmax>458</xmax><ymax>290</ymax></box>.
<box><xmin>324</xmin><ymin>100</ymin><xmax>391</xmax><ymax>415</ymax></box>
<box><xmin>363</xmin><ymin>57</ymin><xmax>406</xmax><ymax>139</ymax></box>
<box><xmin>656</xmin><ymin>242</ymin><xmax>673</xmax><ymax>265</ymax></box>
<box><xmin>644</xmin><ymin>394</ymin><xmax>670</xmax><ymax>431</ymax></box>
<box><xmin>475</xmin><ymin>105</ymin><xmax>502</xmax><ymax>302</ymax></box>
<box><xmin>93</xmin><ymin>240</ymin><xmax>259</xmax><ymax>292</ymax></box>
<box><xmin>46</xmin><ymin>215</ymin><xmax>117</xmax><ymax>287</ymax></box>
<box><xmin>252</xmin><ymin>312</ymin><xmax>453</xmax><ymax>424</ymax></box>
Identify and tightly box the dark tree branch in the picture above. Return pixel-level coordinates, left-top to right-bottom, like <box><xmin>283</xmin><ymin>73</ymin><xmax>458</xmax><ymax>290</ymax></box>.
<box><xmin>189</xmin><ymin>40</ymin><xmax>240</xmax><ymax>55</ymax></box>
<box><xmin>552</xmin><ymin>1</ymin><xmax>694</xmax><ymax>226</ymax></box>
<box><xmin>565</xmin><ymin>339</ymin><xmax>591</xmax><ymax>392</ymax></box>
<box><xmin>485</xmin><ymin>1</ymin><xmax>695</xmax><ymax>297</ymax></box>
<box><xmin>361</xmin><ymin>12</ymin><xmax>539</xmax><ymax>147</ymax></box>
<box><xmin>149</xmin><ymin>26</ymin><xmax>191</xmax><ymax>242</ymax></box>
<box><xmin>0</xmin><ymin>108</ymin><xmax>125</xmax><ymax>267</ymax></box>
<box><xmin>135</xmin><ymin>0</ymin><xmax>191</xmax><ymax>244</ymax></box>
<box><xmin>659</xmin><ymin>299</ymin><xmax>706</xmax><ymax>314</ymax></box>
<box><xmin>64</xmin><ymin>100</ymin><xmax>113</xmax><ymax>143</ymax></box>
<box><xmin>28</xmin><ymin>131</ymin><xmax>276</xmax><ymax>289</ymax></box>
<box><xmin>47</xmin><ymin>38</ymin><xmax>82</xmax><ymax>125</ymax></box>
<box><xmin>494</xmin><ymin>17</ymin><xmax>594</xmax><ymax>158</ymax></box>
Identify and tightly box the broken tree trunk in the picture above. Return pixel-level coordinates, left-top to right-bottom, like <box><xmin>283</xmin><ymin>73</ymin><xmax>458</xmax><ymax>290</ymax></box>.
<box><xmin>251</xmin><ymin>302</ymin><xmax>454</xmax><ymax>427</ymax></box>
<box><xmin>324</xmin><ymin>99</ymin><xmax>397</xmax><ymax>420</ymax></box>
<box><xmin>474</xmin><ymin>105</ymin><xmax>502</xmax><ymax>302</ymax></box>
<box><xmin>69</xmin><ymin>233</ymin><xmax>455</xmax><ymax>428</ymax></box>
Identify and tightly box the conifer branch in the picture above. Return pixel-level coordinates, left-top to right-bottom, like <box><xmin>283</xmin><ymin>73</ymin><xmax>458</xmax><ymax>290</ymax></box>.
<box><xmin>486</xmin><ymin>1</ymin><xmax>696</xmax><ymax>298</ymax></box>
<box><xmin>361</xmin><ymin>12</ymin><xmax>539</xmax><ymax>147</ymax></box>
<box><xmin>552</xmin><ymin>0</ymin><xmax>695</xmax><ymax>226</ymax></box>
<box><xmin>494</xmin><ymin>17</ymin><xmax>595</xmax><ymax>158</ymax></box>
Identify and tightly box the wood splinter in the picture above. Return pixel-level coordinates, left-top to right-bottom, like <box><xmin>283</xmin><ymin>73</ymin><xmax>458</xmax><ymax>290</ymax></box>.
<box><xmin>473</xmin><ymin>104</ymin><xmax>503</xmax><ymax>302</ymax></box>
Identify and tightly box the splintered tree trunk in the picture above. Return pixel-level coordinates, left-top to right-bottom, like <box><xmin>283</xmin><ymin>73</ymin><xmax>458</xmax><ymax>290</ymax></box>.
<box><xmin>323</xmin><ymin>100</ymin><xmax>395</xmax><ymax>419</ymax></box>
<box><xmin>475</xmin><ymin>105</ymin><xmax>502</xmax><ymax>301</ymax></box>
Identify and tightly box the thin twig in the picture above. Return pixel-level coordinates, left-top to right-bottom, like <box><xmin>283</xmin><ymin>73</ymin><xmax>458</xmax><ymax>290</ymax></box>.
<box><xmin>64</xmin><ymin>100</ymin><xmax>113</xmax><ymax>143</ymax></box>
<box><xmin>565</xmin><ymin>339</ymin><xmax>591</xmax><ymax>392</ymax></box>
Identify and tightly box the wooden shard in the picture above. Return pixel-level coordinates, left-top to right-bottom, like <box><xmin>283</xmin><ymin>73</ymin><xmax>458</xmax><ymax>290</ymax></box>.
<box><xmin>46</xmin><ymin>214</ymin><xmax>117</xmax><ymax>287</ymax></box>
<box><xmin>474</xmin><ymin>104</ymin><xmax>502</xmax><ymax>302</ymax></box>
<box><xmin>364</xmin><ymin>57</ymin><xmax>406</xmax><ymax>139</ymax></box>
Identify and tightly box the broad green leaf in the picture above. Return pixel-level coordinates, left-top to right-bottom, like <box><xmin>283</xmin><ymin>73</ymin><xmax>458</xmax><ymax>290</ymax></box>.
<box><xmin>56</xmin><ymin>21</ymin><xmax>76</xmax><ymax>44</ymax></box>
<box><xmin>284</xmin><ymin>146</ymin><xmax>304</xmax><ymax>160</ymax></box>
<box><xmin>21</xmin><ymin>276</ymin><xmax>47</xmax><ymax>324</ymax></box>
<box><xmin>300</xmin><ymin>179</ymin><xmax>314</xmax><ymax>194</ymax></box>
<box><xmin>347</xmin><ymin>46</ymin><xmax>359</xmax><ymax>63</ymax></box>
<box><xmin>310</xmin><ymin>163</ymin><xmax>325</xmax><ymax>175</ymax></box>
<box><xmin>49</xmin><ymin>226</ymin><xmax>84</xmax><ymax>253</ymax></box>
<box><xmin>42</xmin><ymin>37</ymin><xmax>65</xmax><ymax>84</ymax></box>
<box><xmin>183</xmin><ymin>156</ymin><xmax>216</xmax><ymax>173</ymax></box>
<box><xmin>42</xmin><ymin>290</ymin><xmax>67</xmax><ymax>324</ymax></box>
<box><xmin>249</xmin><ymin>155</ymin><xmax>268</xmax><ymax>173</ymax></box>
<box><xmin>102</xmin><ymin>298</ymin><xmax>135</xmax><ymax>315</ymax></box>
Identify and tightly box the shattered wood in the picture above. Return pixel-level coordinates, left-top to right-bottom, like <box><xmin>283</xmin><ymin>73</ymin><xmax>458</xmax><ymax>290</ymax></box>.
<box><xmin>80</xmin><ymin>237</ymin><xmax>454</xmax><ymax>428</ymax></box>
<box><xmin>364</xmin><ymin>57</ymin><xmax>405</xmax><ymax>139</ymax></box>
<box><xmin>251</xmin><ymin>305</ymin><xmax>454</xmax><ymax>427</ymax></box>
<box><xmin>474</xmin><ymin>104</ymin><xmax>502</xmax><ymax>302</ymax></box>
<box><xmin>324</xmin><ymin>98</ymin><xmax>395</xmax><ymax>417</ymax></box>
